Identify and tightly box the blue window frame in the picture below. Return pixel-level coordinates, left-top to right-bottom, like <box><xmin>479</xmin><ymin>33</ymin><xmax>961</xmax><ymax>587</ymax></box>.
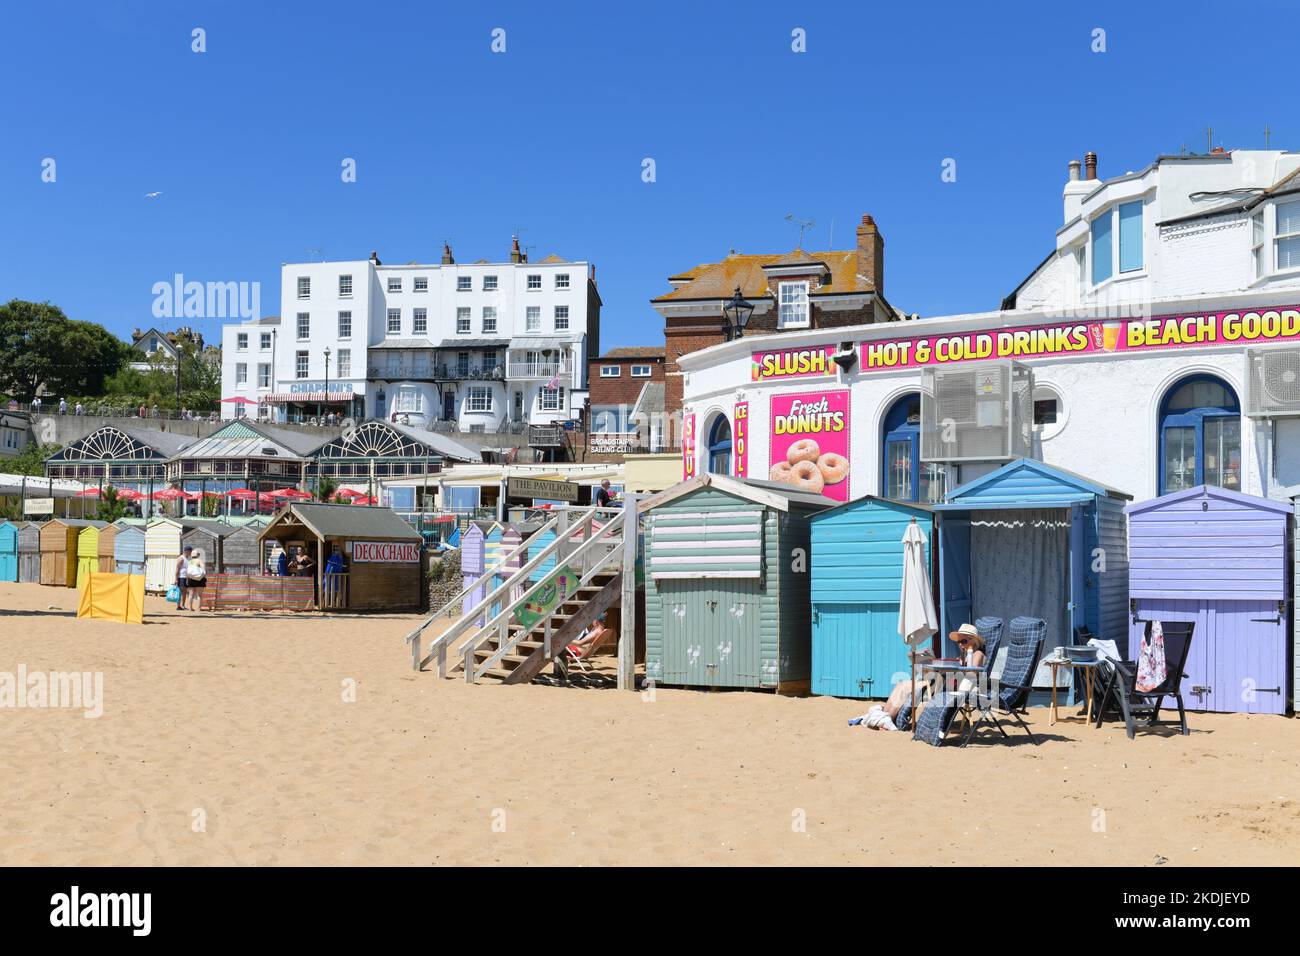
<box><xmin>1091</xmin><ymin>212</ymin><xmax>1113</xmax><ymax>284</ymax></box>
<box><xmin>1158</xmin><ymin>375</ymin><xmax>1241</xmax><ymax>495</ymax></box>
<box><xmin>1118</xmin><ymin>201</ymin><xmax>1143</xmax><ymax>273</ymax></box>
<box><xmin>881</xmin><ymin>393</ymin><xmax>947</xmax><ymax>503</ymax></box>
<box><xmin>707</xmin><ymin>415</ymin><xmax>732</xmax><ymax>476</ymax></box>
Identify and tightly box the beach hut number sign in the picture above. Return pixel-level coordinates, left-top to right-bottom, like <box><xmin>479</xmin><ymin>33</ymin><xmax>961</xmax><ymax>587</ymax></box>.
<box><xmin>350</xmin><ymin>541</ymin><xmax>420</xmax><ymax>563</ymax></box>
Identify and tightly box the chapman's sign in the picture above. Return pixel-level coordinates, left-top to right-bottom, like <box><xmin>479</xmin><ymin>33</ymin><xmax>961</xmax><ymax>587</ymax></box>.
<box><xmin>351</xmin><ymin>541</ymin><xmax>420</xmax><ymax>563</ymax></box>
<box><xmin>857</xmin><ymin>306</ymin><xmax>1300</xmax><ymax>372</ymax></box>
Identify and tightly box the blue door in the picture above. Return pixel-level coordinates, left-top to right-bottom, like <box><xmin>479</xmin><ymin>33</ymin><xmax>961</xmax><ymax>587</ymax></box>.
<box><xmin>813</xmin><ymin>602</ymin><xmax>912</xmax><ymax>699</ymax></box>
<box><xmin>939</xmin><ymin>515</ymin><xmax>971</xmax><ymax>656</ymax></box>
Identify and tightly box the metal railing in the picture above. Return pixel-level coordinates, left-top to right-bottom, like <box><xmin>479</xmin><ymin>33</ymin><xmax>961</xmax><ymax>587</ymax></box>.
<box><xmin>505</xmin><ymin>362</ymin><xmax>570</xmax><ymax>379</ymax></box>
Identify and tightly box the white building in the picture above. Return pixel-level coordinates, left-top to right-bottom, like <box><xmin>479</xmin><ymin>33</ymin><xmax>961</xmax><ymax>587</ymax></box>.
<box><xmin>679</xmin><ymin>148</ymin><xmax>1300</xmax><ymax>507</ymax></box>
<box><xmin>221</xmin><ymin>240</ymin><xmax>600</xmax><ymax>433</ymax></box>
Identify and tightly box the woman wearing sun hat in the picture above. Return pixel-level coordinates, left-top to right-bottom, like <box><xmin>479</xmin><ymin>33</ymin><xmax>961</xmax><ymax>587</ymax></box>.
<box><xmin>855</xmin><ymin>623</ymin><xmax>987</xmax><ymax>730</ymax></box>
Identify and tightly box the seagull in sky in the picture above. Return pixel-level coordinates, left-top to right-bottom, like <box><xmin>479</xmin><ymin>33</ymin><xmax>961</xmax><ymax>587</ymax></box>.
<box><xmin>144</xmin><ymin>191</ymin><xmax>162</xmax><ymax>199</ymax></box>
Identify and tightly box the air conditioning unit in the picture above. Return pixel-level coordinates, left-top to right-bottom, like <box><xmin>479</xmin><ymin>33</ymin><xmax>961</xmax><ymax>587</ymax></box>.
<box><xmin>1245</xmin><ymin>347</ymin><xmax>1300</xmax><ymax>417</ymax></box>
<box><xmin>920</xmin><ymin>361</ymin><xmax>1033</xmax><ymax>462</ymax></box>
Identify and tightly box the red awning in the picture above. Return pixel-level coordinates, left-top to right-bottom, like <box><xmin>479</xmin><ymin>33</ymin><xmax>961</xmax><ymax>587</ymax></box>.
<box><xmin>264</xmin><ymin>392</ymin><xmax>354</xmax><ymax>403</ymax></box>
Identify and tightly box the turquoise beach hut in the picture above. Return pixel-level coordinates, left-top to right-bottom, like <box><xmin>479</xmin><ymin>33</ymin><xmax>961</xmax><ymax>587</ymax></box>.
<box><xmin>934</xmin><ymin>459</ymin><xmax>1131</xmax><ymax>701</ymax></box>
<box><xmin>0</xmin><ymin>520</ymin><xmax>17</xmax><ymax>582</ymax></box>
<box><xmin>809</xmin><ymin>498</ymin><xmax>936</xmax><ymax>699</ymax></box>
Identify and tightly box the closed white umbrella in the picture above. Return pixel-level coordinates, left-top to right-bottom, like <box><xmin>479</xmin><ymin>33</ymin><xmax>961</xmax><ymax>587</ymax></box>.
<box><xmin>899</xmin><ymin>517</ymin><xmax>938</xmax><ymax>732</ymax></box>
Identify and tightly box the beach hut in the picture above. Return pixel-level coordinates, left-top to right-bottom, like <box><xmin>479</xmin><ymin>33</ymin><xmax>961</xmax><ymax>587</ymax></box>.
<box><xmin>97</xmin><ymin>522</ymin><xmax>122</xmax><ymax>573</ymax></box>
<box><xmin>75</xmin><ymin>523</ymin><xmax>107</xmax><ymax>588</ymax></box>
<box><xmin>809</xmin><ymin>497</ymin><xmax>937</xmax><ymax>699</ymax></box>
<box><xmin>642</xmin><ymin>474</ymin><xmax>830</xmax><ymax>692</ymax></box>
<box><xmin>460</xmin><ymin>521</ymin><xmax>488</xmax><ymax>617</ymax></box>
<box><xmin>221</xmin><ymin>523</ymin><xmax>265</xmax><ymax>576</ymax></box>
<box><xmin>483</xmin><ymin>522</ymin><xmax>504</xmax><ymax>570</ymax></box>
<box><xmin>180</xmin><ymin>520</ymin><xmax>235</xmax><ymax>574</ymax></box>
<box><xmin>17</xmin><ymin>522</ymin><xmax>41</xmax><ymax>583</ymax></box>
<box><xmin>113</xmin><ymin>523</ymin><xmax>146</xmax><ymax>577</ymax></box>
<box><xmin>934</xmin><ymin>459</ymin><xmax>1131</xmax><ymax>700</ymax></box>
<box><xmin>40</xmin><ymin>518</ymin><xmax>104</xmax><ymax>588</ymax></box>
<box><xmin>0</xmin><ymin>521</ymin><xmax>17</xmax><ymax>583</ymax></box>
<box><xmin>144</xmin><ymin>517</ymin><xmax>190</xmax><ymax>592</ymax></box>
<box><xmin>259</xmin><ymin>502</ymin><xmax>425</xmax><ymax>610</ymax></box>
<box><xmin>1128</xmin><ymin>486</ymin><xmax>1291</xmax><ymax>715</ymax></box>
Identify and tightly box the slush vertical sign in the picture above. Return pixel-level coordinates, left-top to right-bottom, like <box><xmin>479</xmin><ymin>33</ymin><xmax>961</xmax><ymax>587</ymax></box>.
<box><xmin>733</xmin><ymin>402</ymin><xmax>749</xmax><ymax>479</ymax></box>
<box><xmin>681</xmin><ymin>412</ymin><xmax>696</xmax><ymax>480</ymax></box>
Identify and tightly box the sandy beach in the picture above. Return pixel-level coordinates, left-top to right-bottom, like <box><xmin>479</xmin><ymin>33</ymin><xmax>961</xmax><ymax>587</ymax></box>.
<box><xmin>0</xmin><ymin>579</ymin><xmax>1296</xmax><ymax>867</ymax></box>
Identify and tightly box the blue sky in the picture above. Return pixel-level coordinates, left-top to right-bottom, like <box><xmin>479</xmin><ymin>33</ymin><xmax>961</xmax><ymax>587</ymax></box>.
<box><xmin>1</xmin><ymin>0</ymin><xmax>1295</xmax><ymax>350</ymax></box>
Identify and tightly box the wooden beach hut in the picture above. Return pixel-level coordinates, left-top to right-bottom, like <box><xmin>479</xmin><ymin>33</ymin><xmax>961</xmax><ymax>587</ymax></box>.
<box><xmin>934</xmin><ymin>459</ymin><xmax>1131</xmax><ymax>701</ymax></box>
<box><xmin>75</xmin><ymin>522</ymin><xmax>108</xmax><ymax>588</ymax></box>
<box><xmin>1128</xmin><ymin>486</ymin><xmax>1291</xmax><ymax>715</ymax></box>
<box><xmin>17</xmin><ymin>522</ymin><xmax>41</xmax><ymax>583</ymax></box>
<box><xmin>144</xmin><ymin>517</ymin><xmax>190</xmax><ymax>592</ymax></box>
<box><xmin>0</xmin><ymin>520</ymin><xmax>18</xmax><ymax>583</ymax></box>
<box><xmin>809</xmin><ymin>497</ymin><xmax>937</xmax><ymax>699</ymax></box>
<box><xmin>41</xmin><ymin>518</ymin><xmax>104</xmax><ymax>588</ymax></box>
<box><xmin>97</xmin><ymin>522</ymin><xmax>122</xmax><ymax>573</ymax></box>
<box><xmin>113</xmin><ymin>523</ymin><xmax>146</xmax><ymax>577</ymax></box>
<box><xmin>259</xmin><ymin>502</ymin><xmax>424</xmax><ymax>610</ymax></box>
<box><xmin>460</xmin><ymin>521</ymin><xmax>488</xmax><ymax>618</ymax></box>
<box><xmin>642</xmin><ymin>474</ymin><xmax>830</xmax><ymax>692</ymax></box>
<box><xmin>221</xmin><ymin>523</ymin><xmax>265</xmax><ymax>576</ymax></box>
<box><xmin>180</xmin><ymin>520</ymin><xmax>235</xmax><ymax>574</ymax></box>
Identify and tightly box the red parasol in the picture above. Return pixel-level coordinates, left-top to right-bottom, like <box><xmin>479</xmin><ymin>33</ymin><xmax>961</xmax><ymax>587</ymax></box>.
<box><xmin>220</xmin><ymin>396</ymin><xmax>259</xmax><ymax>405</ymax></box>
<box><xmin>269</xmin><ymin>488</ymin><xmax>312</xmax><ymax>499</ymax></box>
<box><xmin>350</xmin><ymin>496</ymin><xmax>379</xmax><ymax>505</ymax></box>
<box><xmin>114</xmin><ymin>489</ymin><xmax>145</xmax><ymax>501</ymax></box>
<box><xmin>331</xmin><ymin>488</ymin><xmax>367</xmax><ymax>499</ymax></box>
<box><xmin>225</xmin><ymin>488</ymin><xmax>260</xmax><ymax>500</ymax></box>
<box><xmin>150</xmin><ymin>488</ymin><xmax>190</xmax><ymax>501</ymax></box>
<box><xmin>75</xmin><ymin>488</ymin><xmax>102</xmax><ymax>497</ymax></box>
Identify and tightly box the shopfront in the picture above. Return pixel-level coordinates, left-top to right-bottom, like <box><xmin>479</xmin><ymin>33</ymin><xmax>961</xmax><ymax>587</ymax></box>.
<box><xmin>679</xmin><ymin>295</ymin><xmax>1300</xmax><ymax>509</ymax></box>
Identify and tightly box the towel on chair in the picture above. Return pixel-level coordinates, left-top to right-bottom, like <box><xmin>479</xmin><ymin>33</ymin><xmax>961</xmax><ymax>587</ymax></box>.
<box><xmin>1136</xmin><ymin>620</ymin><xmax>1166</xmax><ymax>692</ymax></box>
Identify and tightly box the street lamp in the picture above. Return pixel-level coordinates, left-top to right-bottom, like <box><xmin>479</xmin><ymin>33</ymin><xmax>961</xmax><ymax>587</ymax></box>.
<box><xmin>323</xmin><ymin>347</ymin><xmax>332</xmax><ymax>422</ymax></box>
<box><xmin>722</xmin><ymin>286</ymin><xmax>754</xmax><ymax>341</ymax></box>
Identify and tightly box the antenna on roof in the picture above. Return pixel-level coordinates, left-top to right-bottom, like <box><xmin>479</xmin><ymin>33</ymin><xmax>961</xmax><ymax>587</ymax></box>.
<box><xmin>1206</xmin><ymin>125</ymin><xmax>1213</xmax><ymax>153</ymax></box>
<box><xmin>308</xmin><ymin>246</ymin><xmax>323</xmax><ymax>262</ymax></box>
<box><xmin>784</xmin><ymin>213</ymin><xmax>815</xmax><ymax>249</ymax></box>
<box><xmin>1265</xmin><ymin>125</ymin><xmax>1272</xmax><ymax>149</ymax></box>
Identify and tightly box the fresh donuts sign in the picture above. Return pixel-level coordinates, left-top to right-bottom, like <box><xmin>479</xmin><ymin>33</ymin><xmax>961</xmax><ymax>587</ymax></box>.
<box><xmin>768</xmin><ymin>390</ymin><xmax>851</xmax><ymax>502</ymax></box>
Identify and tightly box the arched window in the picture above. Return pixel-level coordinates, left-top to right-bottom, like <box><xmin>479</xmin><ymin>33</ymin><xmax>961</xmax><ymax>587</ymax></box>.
<box><xmin>707</xmin><ymin>415</ymin><xmax>732</xmax><ymax>476</ymax></box>
<box><xmin>881</xmin><ymin>393</ymin><xmax>947</xmax><ymax>502</ymax></box>
<box><xmin>1159</xmin><ymin>375</ymin><xmax>1241</xmax><ymax>494</ymax></box>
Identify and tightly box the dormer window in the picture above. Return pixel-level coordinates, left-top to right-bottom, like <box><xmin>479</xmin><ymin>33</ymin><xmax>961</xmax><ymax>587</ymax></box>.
<box><xmin>1275</xmin><ymin>200</ymin><xmax>1300</xmax><ymax>272</ymax></box>
<box><xmin>1090</xmin><ymin>200</ymin><xmax>1143</xmax><ymax>285</ymax></box>
<box><xmin>778</xmin><ymin>281</ymin><xmax>809</xmax><ymax>328</ymax></box>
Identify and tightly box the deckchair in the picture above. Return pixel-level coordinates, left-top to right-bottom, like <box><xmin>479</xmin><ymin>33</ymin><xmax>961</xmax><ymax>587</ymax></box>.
<box><xmin>905</xmin><ymin>616</ymin><xmax>1005</xmax><ymax>741</ymax></box>
<box><xmin>958</xmin><ymin>616</ymin><xmax>1046</xmax><ymax>747</ymax></box>
<box><xmin>1093</xmin><ymin>621</ymin><xmax>1194</xmax><ymax>739</ymax></box>
<box><xmin>558</xmin><ymin>624</ymin><xmax>616</xmax><ymax>675</ymax></box>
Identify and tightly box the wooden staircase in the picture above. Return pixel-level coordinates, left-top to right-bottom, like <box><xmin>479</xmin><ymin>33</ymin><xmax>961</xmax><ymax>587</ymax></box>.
<box><xmin>406</xmin><ymin>505</ymin><xmax>633</xmax><ymax>687</ymax></box>
<box><xmin>457</xmin><ymin>570</ymin><xmax>621</xmax><ymax>684</ymax></box>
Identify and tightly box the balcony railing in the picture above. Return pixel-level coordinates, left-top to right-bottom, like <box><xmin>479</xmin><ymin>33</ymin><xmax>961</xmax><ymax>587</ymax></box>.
<box><xmin>367</xmin><ymin>364</ymin><xmax>504</xmax><ymax>381</ymax></box>
<box><xmin>506</xmin><ymin>362</ymin><xmax>570</xmax><ymax>379</ymax></box>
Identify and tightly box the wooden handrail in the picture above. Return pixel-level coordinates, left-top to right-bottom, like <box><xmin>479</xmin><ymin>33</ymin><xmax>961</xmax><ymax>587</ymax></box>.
<box><xmin>462</xmin><ymin>509</ymin><xmax>626</xmax><ymax>681</ymax></box>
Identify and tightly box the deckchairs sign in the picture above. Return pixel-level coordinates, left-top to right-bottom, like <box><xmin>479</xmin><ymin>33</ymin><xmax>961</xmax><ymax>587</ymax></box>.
<box><xmin>352</xmin><ymin>541</ymin><xmax>420</xmax><ymax>563</ymax></box>
<box><xmin>857</xmin><ymin>305</ymin><xmax>1300</xmax><ymax>372</ymax></box>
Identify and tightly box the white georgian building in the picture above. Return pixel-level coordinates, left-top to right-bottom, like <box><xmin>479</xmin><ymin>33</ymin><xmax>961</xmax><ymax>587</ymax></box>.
<box><xmin>679</xmin><ymin>148</ymin><xmax>1300</xmax><ymax>506</ymax></box>
<box><xmin>221</xmin><ymin>239</ymin><xmax>600</xmax><ymax>431</ymax></box>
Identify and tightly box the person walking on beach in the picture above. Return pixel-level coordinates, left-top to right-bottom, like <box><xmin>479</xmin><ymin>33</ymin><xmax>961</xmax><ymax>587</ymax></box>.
<box><xmin>59</xmin><ymin>398</ymin><xmax>67</xmax><ymax>415</ymax></box>
<box><xmin>185</xmin><ymin>548</ymin><xmax>208</xmax><ymax>611</ymax></box>
<box><xmin>175</xmin><ymin>545</ymin><xmax>193</xmax><ymax>610</ymax></box>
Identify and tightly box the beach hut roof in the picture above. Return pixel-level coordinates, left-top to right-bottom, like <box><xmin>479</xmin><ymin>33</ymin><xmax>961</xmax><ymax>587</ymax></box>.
<box><xmin>810</xmin><ymin>494</ymin><xmax>938</xmax><ymax>523</ymax></box>
<box><xmin>1127</xmin><ymin>483</ymin><xmax>1293</xmax><ymax>516</ymax></box>
<box><xmin>936</xmin><ymin>458</ymin><xmax>1132</xmax><ymax>510</ymax></box>
<box><xmin>48</xmin><ymin>518</ymin><xmax>108</xmax><ymax>529</ymax></box>
<box><xmin>259</xmin><ymin>502</ymin><xmax>422</xmax><ymax>542</ymax></box>
<box><xmin>640</xmin><ymin>473</ymin><xmax>834</xmax><ymax>513</ymax></box>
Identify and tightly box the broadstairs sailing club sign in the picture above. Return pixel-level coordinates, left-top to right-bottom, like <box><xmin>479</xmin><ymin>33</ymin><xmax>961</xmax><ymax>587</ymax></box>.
<box><xmin>351</xmin><ymin>541</ymin><xmax>421</xmax><ymax>563</ymax></box>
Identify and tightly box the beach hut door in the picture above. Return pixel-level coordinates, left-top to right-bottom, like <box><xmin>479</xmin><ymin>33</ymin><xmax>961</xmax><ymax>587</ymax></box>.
<box><xmin>1068</xmin><ymin>504</ymin><xmax>1087</xmax><ymax>638</ymax></box>
<box><xmin>938</xmin><ymin>515</ymin><xmax>972</xmax><ymax>655</ymax></box>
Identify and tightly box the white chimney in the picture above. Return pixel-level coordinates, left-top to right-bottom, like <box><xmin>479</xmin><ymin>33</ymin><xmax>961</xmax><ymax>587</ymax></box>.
<box><xmin>1063</xmin><ymin>158</ymin><xmax>1092</xmax><ymax>225</ymax></box>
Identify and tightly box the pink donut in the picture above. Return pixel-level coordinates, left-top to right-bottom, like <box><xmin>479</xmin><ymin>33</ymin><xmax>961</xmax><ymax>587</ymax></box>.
<box><xmin>817</xmin><ymin>452</ymin><xmax>849</xmax><ymax>485</ymax></box>
<box><xmin>787</xmin><ymin>439</ymin><xmax>821</xmax><ymax>465</ymax></box>
<box><xmin>788</xmin><ymin>459</ymin><xmax>825</xmax><ymax>494</ymax></box>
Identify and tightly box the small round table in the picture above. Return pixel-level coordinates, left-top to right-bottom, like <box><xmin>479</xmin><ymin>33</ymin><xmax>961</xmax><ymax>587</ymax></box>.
<box><xmin>1044</xmin><ymin>656</ymin><xmax>1104</xmax><ymax>726</ymax></box>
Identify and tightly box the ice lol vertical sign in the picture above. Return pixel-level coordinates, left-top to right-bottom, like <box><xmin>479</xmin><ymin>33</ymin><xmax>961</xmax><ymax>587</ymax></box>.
<box><xmin>733</xmin><ymin>402</ymin><xmax>749</xmax><ymax>479</ymax></box>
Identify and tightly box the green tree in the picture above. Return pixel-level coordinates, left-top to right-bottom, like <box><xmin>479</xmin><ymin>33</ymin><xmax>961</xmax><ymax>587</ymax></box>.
<box><xmin>93</xmin><ymin>486</ymin><xmax>133</xmax><ymax>523</ymax></box>
<box><xmin>0</xmin><ymin>300</ymin><xmax>127</xmax><ymax>401</ymax></box>
<box><xmin>4</xmin><ymin>440</ymin><xmax>61</xmax><ymax>477</ymax></box>
<box><xmin>315</xmin><ymin>475</ymin><xmax>339</xmax><ymax>502</ymax></box>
